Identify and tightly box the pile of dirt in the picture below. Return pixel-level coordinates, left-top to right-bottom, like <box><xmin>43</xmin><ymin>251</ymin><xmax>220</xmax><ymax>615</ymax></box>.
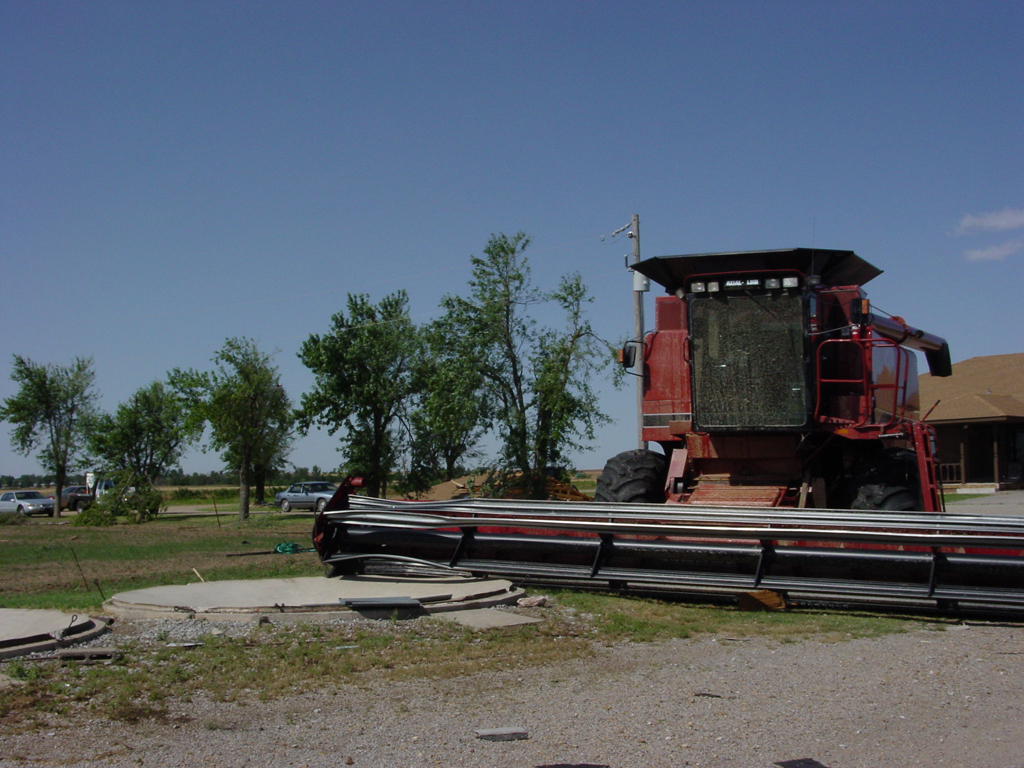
<box><xmin>416</xmin><ymin>477</ymin><xmax>474</xmax><ymax>501</ymax></box>
<box><xmin>406</xmin><ymin>473</ymin><xmax>598</xmax><ymax>502</ymax></box>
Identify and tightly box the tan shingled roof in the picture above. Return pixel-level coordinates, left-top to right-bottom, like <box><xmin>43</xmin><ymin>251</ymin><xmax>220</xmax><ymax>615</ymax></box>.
<box><xmin>919</xmin><ymin>353</ymin><xmax>1024</xmax><ymax>423</ymax></box>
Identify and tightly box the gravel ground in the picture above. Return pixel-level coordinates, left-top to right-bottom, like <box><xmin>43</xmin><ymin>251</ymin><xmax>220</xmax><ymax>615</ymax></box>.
<box><xmin>2</xmin><ymin>615</ymin><xmax>1023</xmax><ymax>768</ymax></box>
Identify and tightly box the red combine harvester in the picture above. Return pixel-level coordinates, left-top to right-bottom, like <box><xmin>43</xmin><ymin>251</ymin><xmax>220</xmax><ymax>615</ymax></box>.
<box><xmin>596</xmin><ymin>248</ymin><xmax>951</xmax><ymax>513</ymax></box>
<box><xmin>314</xmin><ymin>249</ymin><xmax>1024</xmax><ymax>615</ymax></box>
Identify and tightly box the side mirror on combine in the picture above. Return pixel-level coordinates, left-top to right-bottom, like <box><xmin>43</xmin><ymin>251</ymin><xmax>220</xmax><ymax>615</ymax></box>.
<box><xmin>617</xmin><ymin>344</ymin><xmax>637</xmax><ymax>369</ymax></box>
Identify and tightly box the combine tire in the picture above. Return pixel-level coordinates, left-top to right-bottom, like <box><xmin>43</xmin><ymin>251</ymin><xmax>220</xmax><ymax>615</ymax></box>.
<box><xmin>595</xmin><ymin>449</ymin><xmax>669</xmax><ymax>503</ymax></box>
<box><xmin>837</xmin><ymin>447</ymin><xmax>923</xmax><ymax>512</ymax></box>
<box><xmin>850</xmin><ymin>484</ymin><xmax>919</xmax><ymax>512</ymax></box>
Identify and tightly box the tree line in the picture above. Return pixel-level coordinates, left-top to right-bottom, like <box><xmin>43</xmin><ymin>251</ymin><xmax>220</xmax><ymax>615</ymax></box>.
<box><xmin>0</xmin><ymin>233</ymin><xmax>613</xmax><ymax>521</ymax></box>
<box><xmin>0</xmin><ymin>469</ymin><xmax>336</xmax><ymax>490</ymax></box>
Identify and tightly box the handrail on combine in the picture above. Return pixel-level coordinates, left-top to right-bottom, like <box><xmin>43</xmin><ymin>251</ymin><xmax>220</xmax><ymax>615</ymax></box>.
<box><xmin>814</xmin><ymin>337</ymin><xmax>913</xmax><ymax>430</ymax></box>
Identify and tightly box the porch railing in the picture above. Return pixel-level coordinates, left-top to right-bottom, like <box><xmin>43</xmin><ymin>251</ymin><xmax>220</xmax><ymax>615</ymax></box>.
<box><xmin>940</xmin><ymin>463</ymin><xmax>963</xmax><ymax>485</ymax></box>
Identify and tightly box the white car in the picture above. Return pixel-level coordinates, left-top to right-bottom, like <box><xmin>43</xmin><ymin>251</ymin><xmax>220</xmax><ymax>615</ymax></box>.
<box><xmin>0</xmin><ymin>490</ymin><xmax>56</xmax><ymax>517</ymax></box>
<box><xmin>274</xmin><ymin>482</ymin><xmax>338</xmax><ymax>513</ymax></box>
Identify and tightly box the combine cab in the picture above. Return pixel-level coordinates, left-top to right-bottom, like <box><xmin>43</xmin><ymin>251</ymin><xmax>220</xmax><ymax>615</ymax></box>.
<box><xmin>598</xmin><ymin>248</ymin><xmax>951</xmax><ymax>513</ymax></box>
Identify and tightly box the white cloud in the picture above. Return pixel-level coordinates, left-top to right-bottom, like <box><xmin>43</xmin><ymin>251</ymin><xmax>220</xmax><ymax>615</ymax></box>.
<box><xmin>964</xmin><ymin>238</ymin><xmax>1024</xmax><ymax>262</ymax></box>
<box><xmin>957</xmin><ymin>206</ymin><xmax>1024</xmax><ymax>234</ymax></box>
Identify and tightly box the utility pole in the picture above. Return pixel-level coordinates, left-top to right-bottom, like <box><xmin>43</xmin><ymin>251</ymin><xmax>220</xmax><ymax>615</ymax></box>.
<box><xmin>629</xmin><ymin>214</ymin><xmax>648</xmax><ymax>449</ymax></box>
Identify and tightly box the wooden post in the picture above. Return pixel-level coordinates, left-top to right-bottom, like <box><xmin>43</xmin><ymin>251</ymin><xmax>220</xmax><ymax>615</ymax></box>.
<box><xmin>993</xmin><ymin>424</ymin><xmax>1001</xmax><ymax>488</ymax></box>
<box><xmin>960</xmin><ymin>430</ymin><xmax>967</xmax><ymax>486</ymax></box>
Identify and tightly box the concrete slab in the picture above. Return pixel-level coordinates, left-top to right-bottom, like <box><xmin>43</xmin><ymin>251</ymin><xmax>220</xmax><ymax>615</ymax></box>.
<box><xmin>0</xmin><ymin>609</ymin><xmax>111</xmax><ymax>660</ymax></box>
<box><xmin>944</xmin><ymin>490</ymin><xmax>1024</xmax><ymax>517</ymax></box>
<box><xmin>0</xmin><ymin>576</ymin><xmax>527</xmax><ymax>656</ymax></box>
<box><xmin>436</xmin><ymin>608</ymin><xmax>543</xmax><ymax>629</ymax></box>
<box><xmin>103</xmin><ymin>575</ymin><xmax>524</xmax><ymax>621</ymax></box>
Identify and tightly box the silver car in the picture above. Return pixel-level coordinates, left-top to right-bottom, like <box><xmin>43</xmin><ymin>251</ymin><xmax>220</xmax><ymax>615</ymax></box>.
<box><xmin>0</xmin><ymin>490</ymin><xmax>56</xmax><ymax>517</ymax></box>
<box><xmin>274</xmin><ymin>482</ymin><xmax>337</xmax><ymax>513</ymax></box>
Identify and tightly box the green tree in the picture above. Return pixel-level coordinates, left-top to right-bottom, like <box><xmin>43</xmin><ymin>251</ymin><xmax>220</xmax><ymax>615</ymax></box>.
<box><xmin>405</xmin><ymin>316</ymin><xmax>487</xmax><ymax>490</ymax></box>
<box><xmin>442</xmin><ymin>233</ymin><xmax>611</xmax><ymax>497</ymax></box>
<box><xmin>76</xmin><ymin>470</ymin><xmax>166</xmax><ymax>525</ymax></box>
<box><xmin>171</xmin><ymin>338</ymin><xmax>293</xmax><ymax>521</ymax></box>
<box><xmin>442</xmin><ymin>233</ymin><xmax>538</xmax><ymax>475</ymax></box>
<box><xmin>298</xmin><ymin>291</ymin><xmax>418</xmax><ymax>498</ymax></box>
<box><xmin>530</xmin><ymin>273</ymin><xmax>611</xmax><ymax>473</ymax></box>
<box><xmin>223</xmin><ymin>414</ymin><xmax>292</xmax><ymax>505</ymax></box>
<box><xmin>86</xmin><ymin>380</ymin><xmax>201</xmax><ymax>488</ymax></box>
<box><xmin>0</xmin><ymin>356</ymin><xmax>98</xmax><ymax>517</ymax></box>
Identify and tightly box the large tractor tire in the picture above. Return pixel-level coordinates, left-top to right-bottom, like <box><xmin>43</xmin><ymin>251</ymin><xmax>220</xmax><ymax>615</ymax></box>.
<box><xmin>849</xmin><ymin>483</ymin><xmax>919</xmax><ymax>512</ymax></box>
<box><xmin>837</xmin><ymin>447</ymin><xmax>923</xmax><ymax>512</ymax></box>
<box><xmin>595</xmin><ymin>449</ymin><xmax>669</xmax><ymax>504</ymax></box>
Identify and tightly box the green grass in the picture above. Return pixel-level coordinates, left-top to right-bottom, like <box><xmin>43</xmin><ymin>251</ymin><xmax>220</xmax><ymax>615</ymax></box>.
<box><xmin>0</xmin><ymin>514</ymin><xmax>322</xmax><ymax>611</ymax></box>
<box><xmin>572</xmin><ymin>477</ymin><xmax>598</xmax><ymax>493</ymax></box>
<box><xmin>552</xmin><ymin>589</ymin><xmax>916</xmax><ymax>643</ymax></box>
<box><xmin>0</xmin><ymin>615</ymin><xmax>599</xmax><ymax>725</ymax></box>
<box><xmin>0</xmin><ymin>512</ymin><xmax>931</xmax><ymax>728</ymax></box>
<box><xmin>942</xmin><ymin>493</ymin><xmax>992</xmax><ymax>504</ymax></box>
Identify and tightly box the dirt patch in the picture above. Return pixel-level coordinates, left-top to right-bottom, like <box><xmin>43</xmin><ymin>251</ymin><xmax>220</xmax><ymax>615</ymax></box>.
<box><xmin>413</xmin><ymin>476</ymin><xmax>474</xmax><ymax>501</ymax></box>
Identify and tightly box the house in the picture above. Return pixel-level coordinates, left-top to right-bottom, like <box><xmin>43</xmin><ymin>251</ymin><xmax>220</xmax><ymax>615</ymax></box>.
<box><xmin>919</xmin><ymin>353</ymin><xmax>1024</xmax><ymax>490</ymax></box>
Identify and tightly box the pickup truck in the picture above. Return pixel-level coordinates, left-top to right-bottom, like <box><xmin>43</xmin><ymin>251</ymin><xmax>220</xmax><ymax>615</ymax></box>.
<box><xmin>60</xmin><ymin>479</ymin><xmax>116</xmax><ymax>511</ymax></box>
<box><xmin>61</xmin><ymin>485</ymin><xmax>93</xmax><ymax>511</ymax></box>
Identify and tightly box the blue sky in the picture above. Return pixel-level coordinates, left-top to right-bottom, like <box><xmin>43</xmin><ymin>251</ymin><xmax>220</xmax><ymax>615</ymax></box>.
<box><xmin>2</xmin><ymin>0</ymin><xmax>1022</xmax><ymax>478</ymax></box>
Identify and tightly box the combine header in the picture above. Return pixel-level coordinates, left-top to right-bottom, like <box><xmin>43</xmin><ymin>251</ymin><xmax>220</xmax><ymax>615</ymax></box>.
<box><xmin>313</xmin><ymin>249</ymin><xmax>1024</xmax><ymax>614</ymax></box>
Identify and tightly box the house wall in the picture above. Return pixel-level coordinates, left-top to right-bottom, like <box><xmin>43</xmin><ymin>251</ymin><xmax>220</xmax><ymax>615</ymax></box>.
<box><xmin>934</xmin><ymin>422</ymin><xmax>1024</xmax><ymax>487</ymax></box>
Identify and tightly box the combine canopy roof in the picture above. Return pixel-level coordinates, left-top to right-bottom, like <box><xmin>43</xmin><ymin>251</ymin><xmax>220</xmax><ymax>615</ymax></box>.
<box><xmin>634</xmin><ymin>248</ymin><xmax>882</xmax><ymax>293</ymax></box>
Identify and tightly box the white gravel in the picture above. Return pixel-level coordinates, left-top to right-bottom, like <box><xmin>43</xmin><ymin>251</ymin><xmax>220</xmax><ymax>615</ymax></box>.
<box><xmin>2</xmin><ymin>618</ymin><xmax>1023</xmax><ymax>767</ymax></box>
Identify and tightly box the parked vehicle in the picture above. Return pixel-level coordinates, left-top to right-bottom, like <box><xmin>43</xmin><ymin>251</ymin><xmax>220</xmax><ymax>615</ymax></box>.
<box><xmin>60</xmin><ymin>485</ymin><xmax>92</xmax><ymax>511</ymax></box>
<box><xmin>275</xmin><ymin>481</ymin><xmax>337</xmax><ymax>512</ymax></box>
<box><xmin>0</xmin><ymin>490</ymin><xmax>55</xmax><ymax>517</ymax></box>
<box><xmin>59</xmin><ymin>479</ymin><xmax>117</xmax><ymax>511</ymax></box>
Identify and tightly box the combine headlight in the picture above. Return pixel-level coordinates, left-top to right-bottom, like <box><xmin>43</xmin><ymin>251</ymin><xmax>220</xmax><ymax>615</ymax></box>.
<box><xmin>765</xmin><ymin>278</ymin><xmax>781</xmax><ymax>289</ymax></box>
<box><xmin>690</xmin><ymin>281</ymin><xmax>706</xmax><ymax>293</ymax></box>
<box><xmin>782</xmin><ymin>276</ymin><xmax>800</xmax><ymax>288</ymax></box>
<box><xmin>707</xmin><ymin>281</ymin><xmax>720</xmax><ymax>292</ymax></box>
